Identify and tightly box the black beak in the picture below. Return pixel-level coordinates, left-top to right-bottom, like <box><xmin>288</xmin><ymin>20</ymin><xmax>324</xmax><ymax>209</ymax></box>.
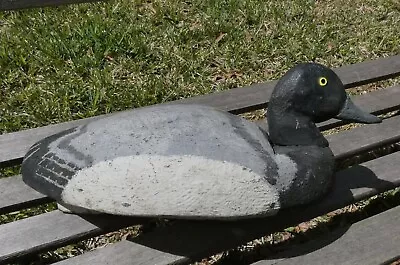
<box><xmin>336</xmin><ymin>95</ymin><xmax>382</xmax><ymax>124</ymax></box>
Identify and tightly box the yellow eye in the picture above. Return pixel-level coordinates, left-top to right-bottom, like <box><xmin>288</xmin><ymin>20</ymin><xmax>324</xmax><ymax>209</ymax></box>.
<box><xmin>319</xmin><ymin>77</ymin><xmax>328</xmax><ymax>87</ymax></box>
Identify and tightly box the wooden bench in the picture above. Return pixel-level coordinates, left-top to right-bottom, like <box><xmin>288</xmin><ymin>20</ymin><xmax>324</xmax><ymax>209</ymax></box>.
<box><xmin>1</xmin><ymin>2</ymin><xmax>400</xmax><ymax>265</ymax></box>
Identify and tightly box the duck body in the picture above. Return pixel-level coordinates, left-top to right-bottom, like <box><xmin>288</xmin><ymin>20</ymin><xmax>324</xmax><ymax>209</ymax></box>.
<box><xmin>23</xmin><ymin>105</ymin><xmax>285</xmax><ymax>219</ymax></box>
<box><xmin>21</xmin><ymin>63</ymin><xmax>380</xmax><ymax>220</ymax></box>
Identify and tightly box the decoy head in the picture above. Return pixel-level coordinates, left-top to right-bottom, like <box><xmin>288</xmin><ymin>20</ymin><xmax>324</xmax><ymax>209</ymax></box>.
<box><xmin>267</xmin><ymin>63</ymin><xmax>381</xmax><ymax>146</ymax></box>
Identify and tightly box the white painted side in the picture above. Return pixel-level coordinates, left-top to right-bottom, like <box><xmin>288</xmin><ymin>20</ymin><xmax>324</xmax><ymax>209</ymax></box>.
<box><xmin>61</xmin><ymin>155</ymin><xmax>280</xmax><ymax>219</ymax></box>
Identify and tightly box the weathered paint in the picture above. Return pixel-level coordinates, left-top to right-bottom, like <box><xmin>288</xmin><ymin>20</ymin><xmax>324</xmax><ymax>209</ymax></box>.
<box><xmin>61</xmin><ymin>155</ymin><xmax>280</xmax><ymax>219</ymax></box>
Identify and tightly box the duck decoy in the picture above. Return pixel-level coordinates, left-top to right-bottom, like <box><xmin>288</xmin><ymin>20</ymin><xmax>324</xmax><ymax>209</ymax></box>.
<box><xmin>21</xmin><ymin>63</ymin><xmax>381</xmax><ymax>220</ymax></box>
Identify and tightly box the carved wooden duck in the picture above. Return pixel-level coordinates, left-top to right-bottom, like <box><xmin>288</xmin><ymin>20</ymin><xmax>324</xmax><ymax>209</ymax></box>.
<box><xmin>21</xmin><ymin>63</ymin><xmax>381</xmax><ymax>220</ymax></box>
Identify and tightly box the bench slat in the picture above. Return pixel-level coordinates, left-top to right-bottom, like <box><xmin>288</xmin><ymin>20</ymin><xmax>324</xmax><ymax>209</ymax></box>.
<box><xmin>1</xmin><ymin>119</ymin><xmax>400</xmax><ymax>263</ymax></box>
<box><xmin>327</xmin><ymin>114</ymin><xmax>400</xmax><ymax>160</ymax></box>
<box><xmin>0</xmin><ymin>212</ymin><xmax>101</xmax><ymax>263</ymax></box>
<box><xmin>0</xmin><ymin>175</ymin><xmax>49</xmax><ymax>215</ymax></box>
<box><xmin>56</xmin><ymin>240</ymin><xmax>182</xmax><ymax>265</ymax></box>
<box><xmin>0</xmin><ymin>0</ymin><xmax>100</xmax><ymax>10</ymax></box>
<box><xmin>334</xmin><ymin>55</ymin><xmax>400</xmax><ymax>88</ymax></box>
<box><xmin>252</xmin><ymin>205</ymin><xmax>400</xmax><ymax>265</ymax></box>
<box><xmin>2</xmin><ymin>85</ymin><xmax>400</xmax><ymax>214</ymax></box>
<box><xmin>0</xmin><ymin>117</ymin><xmax>104</xmax><ymax>168</ymax></box>
<box><xmin>0</xmin><ymin>211</ymin><xmax>141</xmax><ymax>264</ymax></box>
<box><xmin>0</xmin><ymin>56</ymin><xmax>399</xmax><ymax>168</ymax></box>
<box><xmin>52</xmin><ymin>151</ymin><xmax>400</xmax><ymax>265</ymax></box>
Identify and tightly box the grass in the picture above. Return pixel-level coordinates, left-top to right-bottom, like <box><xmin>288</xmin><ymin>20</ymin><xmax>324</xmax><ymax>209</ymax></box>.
<box><xmin>0</xmin><ymin>165</ymin><xmax>20</xmax><ymax>178</ymax></box>
<box><xmin>0</xmin><ymin>0</ymin><xmax>399</xmax><ymax>134</ymax></box>
<box><xmin>0</xmin><ymin>0</ymin><xmax>400</xmax><ymax>264</ymax></box>
<box><xmin>0</xmin><ymin>203</ymin><xmax>56</xmax><ymax>225</ymax></box>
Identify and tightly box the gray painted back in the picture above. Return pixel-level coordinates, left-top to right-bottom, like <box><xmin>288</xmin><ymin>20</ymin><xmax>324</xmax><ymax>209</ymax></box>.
<box><xmin>49</xmin><ymin>104</ymin><xmax>275</xmax><ymax>176</ymax></box>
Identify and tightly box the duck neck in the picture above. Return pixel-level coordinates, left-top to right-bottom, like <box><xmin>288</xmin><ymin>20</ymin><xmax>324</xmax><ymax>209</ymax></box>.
<box><xmin>272</xmin><ymin>145</ymin><xmax>335</xmax><ymax>209</ymax></box>
<box><xmin>266</xmin><ymin>104</ymin><xmax>334</xmax><ymax>208</ymax></box>
<box><xmin>267</xmin><ymin>106</ymin><xmax>328</xmax><ymax>147</ymax></box>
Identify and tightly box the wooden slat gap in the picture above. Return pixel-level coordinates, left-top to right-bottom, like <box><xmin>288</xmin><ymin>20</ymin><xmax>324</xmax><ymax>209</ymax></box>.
<box><xmin>0</xmin><ymin>197</ymin><xmax>53</xmax><ymax>216</ymax></box>
<box><xmin>336</xmin><ymin>141</ymin><xmax>400</xmax><ymax>170</ymax></box>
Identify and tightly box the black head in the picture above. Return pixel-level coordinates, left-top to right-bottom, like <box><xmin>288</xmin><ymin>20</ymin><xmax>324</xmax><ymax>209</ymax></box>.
<box><xmin>270</xmin><ymin>63</ymin><xmax>345</xmax><ymax>122</ymax></box>
<box><xmin>267</xmin><ymin>63</ymin><xmax>381</xmax><ymax>146</ymax></box>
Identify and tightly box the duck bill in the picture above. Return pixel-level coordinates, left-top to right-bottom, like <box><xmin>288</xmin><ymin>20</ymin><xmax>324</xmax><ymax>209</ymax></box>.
<box><xmin>336</xmin><ymin>95</ymin><xmax>382</xmax><ymax>124</ymax></box>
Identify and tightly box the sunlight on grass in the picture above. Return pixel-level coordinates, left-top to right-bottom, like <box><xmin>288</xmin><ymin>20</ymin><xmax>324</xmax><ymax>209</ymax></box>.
<box><xmin>0</xmin><ymin>0</ymin><xmax>399</xmax><ymax>134</ymax></box>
